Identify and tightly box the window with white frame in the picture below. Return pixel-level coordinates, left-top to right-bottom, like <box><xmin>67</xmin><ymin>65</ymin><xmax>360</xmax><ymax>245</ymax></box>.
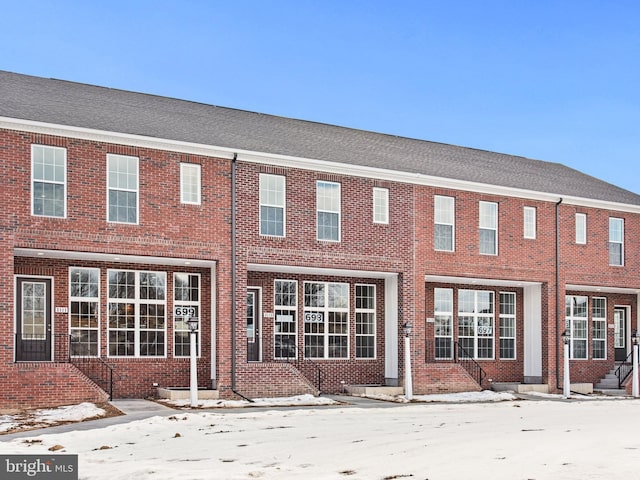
<box><xmin>259</xmin><ymin>174</ymin><xmax>286</xmax><ymax>236</ymax></box>
<box><xmin>180</xmin><ymin>163</ymin><xmax>201</xmax><ymax>205</ymax></box>
<box><xmin>108</xmin><ymin>270</ymin><xmax>166</xmax><ymax>357</ymax></box>
<box><xmin>523</xmin><ymin>206</ymin><xmax>536</xmax><ymax>239</ymax></box>
<box><xmin>107</xmin><ymin>154</ymin><xmax>138</xmax><ymax>224</ymax></box>
<box><xmin>609</xmin><ymin>217</ymin><xmax>624</xmax><ymax>266</ymax></box>
<box><xmin>479</xmin><ymin>201</ymin><xmax>498</xmax><ymax>255</ymax></box>
<box><xmin>434</xmin><ymin>288</ymin><xmax>453</xmax><ymax>359</ymax></box>
<box><xmin>32</xmin><ymin>145</ymin><xmax>66</xmax><ymax>218</ymax></box>
<box><xmin>304</xmin><ymin>282</ymin><xmax>349</xmax><ymax>359</ymax></box>
<box><xmin>499</xmin><ymin>292</ymin><xmax>516</xmax><ymax>359</ymax></box>
<box><xmin>373</xmin><ymin>187</ymin><xmax>389</xmax><ymax>224</ymax></box>
<box><xmin>575</xmin><ymin>213</ymin><xmax>587</xmax><ymax>244</ymax></box>
<box><xmin>274</xmin><ymin>280</ymin><xmax>297</xmax><ymax>359</ymax></box>
<box><xmin>316</xmin><ymin>181</ymin><xmax>341</xmax><ymax>241</ymax></box>
<box><xmin>355</xmin><ymin>284</ymin><xmax>376</xmax><ymax>358</ymax></box>
<box><xmin>458</xmin><ymin>290</ymin><xmax>494</xmax><ymax>359</ymax></box>
<box><xmin>173</xmin><ymin>273</ymin><xmax>200</xmax><ymax>357</ymax></box>
<box><xmin>592</xmin><ymin>297</ymin><xmax>606</xmax><ymax>360</ymax></box>
<box><xmin>434</xmin><ymin>196</ymin><xmax>455</xmax><ymax>252</ymax></box>
<box><xmin>565</xmin><ymin>295</ymin><xmax>588</xmax><ymax>359</ymax></box>
<box><xmin>69</xmin><ymin>268</ymin><xmax>99</xmax><ymax>356</ymax></box>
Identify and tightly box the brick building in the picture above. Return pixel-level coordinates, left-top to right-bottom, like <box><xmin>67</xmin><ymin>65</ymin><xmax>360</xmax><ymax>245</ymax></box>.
<box><xmin>1</xmin><ymin>71</ymin><xmax>639</xmax><ymax>408</ymax></box>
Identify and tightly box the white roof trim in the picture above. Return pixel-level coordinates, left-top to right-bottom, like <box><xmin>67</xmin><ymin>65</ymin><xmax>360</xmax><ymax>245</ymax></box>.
<box><xmin>3</xmin><ymin>116</ymin><xmax>640</xmax><ymax>213</ymax></box>
<box><xmin>14</xmin><ymin>248</ymin><xmax>216</xmax><ymax>268</ymax></box>
<box><xmin>566</xmin><ymin>284</ymin><xmax>640</xmax><ymax>295</ymax></box>
<box><xmin>425</xmin><ymin>275</ymin><xmax>541</xmax><ymax>288</ymax></box>
<box><xmin>248</xmin><ymin>263</ymin><xmax>397</xmax><ymax>279</ymax></box>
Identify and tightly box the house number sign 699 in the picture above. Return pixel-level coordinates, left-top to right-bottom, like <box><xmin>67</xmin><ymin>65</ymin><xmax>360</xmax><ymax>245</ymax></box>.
<box><xmin>174</xmin><ymin>306</ymin><xmax>197</xmax><ymax>317</ymax></box>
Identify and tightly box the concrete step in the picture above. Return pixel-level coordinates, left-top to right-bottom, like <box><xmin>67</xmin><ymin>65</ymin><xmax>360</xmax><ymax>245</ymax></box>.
<box><xmin>595</xmin><ymin>381</ymin><xmax>620</xmax><ymax>389</ymax></box>
<box><xmin>593</xmin><ymin>388</ymin><xmax>629</xmax><ymax>396</ymax></box>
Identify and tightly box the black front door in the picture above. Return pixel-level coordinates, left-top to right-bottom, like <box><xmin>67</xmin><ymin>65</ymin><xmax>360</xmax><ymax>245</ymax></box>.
<box><xmin>16</xmin><ymin>277</ymin><xmax>52</xmax><ymax>361</ymax></box>
<box><xmin>247</xmin><ymin>289</ymin><xmax>261</xmax><ymax>362</ymax></box>
<box><xmin>614</xmin><ymin>307</ymin><xmax>628</xmax><ymax>362</ymax></box>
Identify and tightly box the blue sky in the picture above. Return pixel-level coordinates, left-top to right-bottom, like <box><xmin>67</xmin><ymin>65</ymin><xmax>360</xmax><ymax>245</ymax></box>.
<box><xmin>2</xmin><ymin>1</ymin><xmax>639</xmax><ymax>194</ymax></box>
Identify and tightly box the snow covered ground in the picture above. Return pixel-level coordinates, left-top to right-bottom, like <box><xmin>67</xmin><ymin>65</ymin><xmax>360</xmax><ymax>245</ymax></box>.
<box><xmin>2</xmin><ymin>394</ymin><xmax>640</xmax><ymax>479</ymax></box>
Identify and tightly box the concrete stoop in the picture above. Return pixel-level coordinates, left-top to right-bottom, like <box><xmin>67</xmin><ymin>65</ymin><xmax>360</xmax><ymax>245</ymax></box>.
<box><xmin>343</xmin><ymin>385</ymin><xmax>404</xmax><ymax>396</ymax></box>
<box><xmin>157</xmin><ymin>387</ymin><xmax>220</xmax><ymax>400</ymax></box>
<box><xmin>491</xmin><ymin>382</ymin><xmax>550</xmax><ymax>394</ymax></box>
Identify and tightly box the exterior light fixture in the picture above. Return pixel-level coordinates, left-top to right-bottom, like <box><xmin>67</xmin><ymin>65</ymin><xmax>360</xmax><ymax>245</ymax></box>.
<box><xmin>403</xmin><ymin>321</ymin><xmax>413</xmax><ymax>338</ymax></box>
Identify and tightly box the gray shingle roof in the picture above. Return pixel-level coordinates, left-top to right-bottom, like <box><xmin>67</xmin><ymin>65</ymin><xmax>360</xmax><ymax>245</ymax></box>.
<box><xmin>2</xmin><ymin>70</ymin><xmax>639</xmax><ymax>206</ymax></box>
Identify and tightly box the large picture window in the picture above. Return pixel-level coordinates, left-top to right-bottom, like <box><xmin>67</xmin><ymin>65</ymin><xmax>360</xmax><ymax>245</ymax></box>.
<box><xmin>304</xmin><ymin>282</ymin><xmax>349</xmax><ymax>359</ymax></box>
<box><xmin>565</xmin><ymin>295</ymin><xmax>588</xmax><ymax>359</ymax></box>
<box><xmin>174</xmin><ymin>273</ymin><xmax>200</xmax><ymax>357</ymax></box>
<box><xmin>592</xmin><ymin>297</ymin><xmax>606</xmax><ymax>360</ymax></box>
<box><xmin>32</xmin><ymin>144</ymin><xmax>66</xmax><ymax>218</ymax></box>
<box><xmin>108</xmin><ymin>270</ymin><xmax>166</xmax><ymax>357</ymax></box>
<box><xmin>458</xmin><ymin>290</ymin><xmax>494</xmax><ymax>359</ymax></box>
<box><xmin>434</xmin><ymin>196</ymin><xmax>454</xmax><ymax>252</ymax></box>
<box><xmin>107</xmin><ymin>154</ymin><xmax>139</xmax><ymax>224</ymax></box>
<box><xmin>355</xmin><ymin>285</ymin><xmax>376</xmax><ymax>358</ymax></box>
<box><xmin>260</xmin><ymin>174</ymin><xmax>286</xmax><ymax>236</ymax></box>
<box><xmin>69</xmin><ymin>268</ymin><xmax>99</xmax><ymax>356</ymax></box>
<box><xmin>434</xmin><ymin>288</ymin><xmax>453</xmax><ymax>359</ymax></box>
<box><xmin>316</xmin><ymin>181</ymin><xmax>341</xmax><ymax>241</ymax></box>
<box><xmin>274</xmin><ymin>280</ymin><xmax>297</xmax><ymax>359</ymax></box>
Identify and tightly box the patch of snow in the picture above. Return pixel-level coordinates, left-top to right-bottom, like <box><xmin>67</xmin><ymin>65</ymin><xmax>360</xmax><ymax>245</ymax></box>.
<box><xmin>35</xmin><ymin>403</ymin><xmax>106</xmax><ymax>423</ymax></box>
<box><xmin>162</xmin><ymin>393</ymin><xmax>338</xmax><ymax>408</ymax></box>
<box><xmin>411</xmin><ymin>390</ymin><xmax>517</xmax><ymax>402</ymax></box>
<box><xmin>0</xmin><ymin>416</ymin><xmax>19</xmax><ymax>433</ymax></box>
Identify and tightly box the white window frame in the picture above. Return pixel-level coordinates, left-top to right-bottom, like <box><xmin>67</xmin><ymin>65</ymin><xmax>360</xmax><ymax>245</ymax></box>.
<box><xmin>609</xmin><ymin>217</ymin><xmax>624</xmax><ymax>266</ymax></box>
<box><xmin>259</xmin><ymin>174</ymin><xmax>286</xmax><ymax>237</ymax></box>
<box><xmin>107</xmin><ymin>270</ymin><xmax>167</xmax><ymax>357</ymax></box>
<box><xmin>31</xmin><ymin>144</ymin><xmax>67</xmax><ymax>218</ymax></box>
<box><xmin>355</xmin><ymin>284</ymin><xmax>376</xmax><ymax>359</ymax></box>
<box><xmin>274</xmin><ymin>279</ymin><xmax>297</xmax><ymax>359</ymax></box>
<box><xmin>316</xmin><ymin>181</ymin><xmax>341</xmax><ymax>242</ymax></box>
<box><xmin>107</xmin><ymin>153</ymin><xmax>139</xmax><ymax>224</ymax></box>
<box><xmin>372</xmin><ymin>187</ymin><xmax>389</xmax><ymax>224</ymax></box>
<box><xmin>565</xmin><ymin>295</ymin><xmax>588</xmax><ymax>359</ymax></box>
<box><xmin>434</xmin><ymin>288</ymin><xmax>454</xmax><ymax>359</ymax></box>
<box><xmin>592</xmin><ymin>297</ymin><xmax>606</xmax><ymax>360</ymax></box>
<box><xmin>304</xmin><ymin>281</ymin><xmax>349</xmax><ymax>359</ymax></box>
<box><xmin>458</xmin><ymin>290</ymin><xmax>495</xmax><ymax>360</ymax></box>
<box><xmin>479</xmin><ymin>201</ymin><xmax>498</xmax><ymax>255</ymax></box>
<box><xmin>523</xmin><ymin>206</ymin><xmax>536</xmax><ymax>239</ymax></box>
<box><xmin>69</xmin><ymin>267</ymin><xmax>100</xmax><ymax>357</ymax></box>
<box><xmin>499</xmin><ymin>292</ymin><xmax>516</xmax><ymax>360</ymax></box>
<box><xmin>173</xmin><ymin>272</ymin><xmax>201</xmax><ymax>357</ymax></box>
<box><xmin>180</xmin><ymin>163</ymin><xmax>201</xmax><ymax>205</ymax></box>
<box><xmin>434</xmin><ymin>195</ymin><xmax>455</xmax><ymax>252</ymax></box>
<box><xmin>575</xmin><ymin>213</ymin><xmax>587</xmax><ymax>244</ymax></box>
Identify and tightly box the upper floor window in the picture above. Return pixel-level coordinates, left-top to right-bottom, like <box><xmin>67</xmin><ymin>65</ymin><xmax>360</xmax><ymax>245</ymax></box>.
<box><xmin>575</xmin><ymin>213</ymin><xmax>587</xmax><ymax>244</ymax></box>
<box><xmin>434</xmin><ymin>195</ymin><xmax>455</xmax><ymax>251</ymax></box>
<box><xmin>479</xmin><ymin>201</ymin><xmax>498</xmax><ymax>255</ymax></box>
<box><xmin>609</xmin><ymin>217</ymin><xmax>624</xmax><ymax>266</ymax></box>
<box><xmin>259</xmin><ymin>174</ymin><xmax>285</xmax><ymax>236</ymax></box>
<box><xmin>107</xmin><ymin>154</ymin><xmax>139</xmax><ymax>224</ymax></box>
<box><xmin>523</xmin><ymin>206</ymin><xmax>536</xmax><ymax>239</ymax></box>
<box><xmin>180</xmin><ymin>163</ymin><xmax>201</xmax><ymax>205</ymax></box>
<box><xmin>317</xmin><ymin>181</ymin><xmax>340</xmax><ymax>241</ymax></box>
<box><xmin>373</xmin><ymin>187</ymin><xmax>389</xmax><ymax>224</ymax></box>
<box><xmin>32</xmin><ymin>145</ymin><xmax>66</xmax><ymax>218</ymax></box>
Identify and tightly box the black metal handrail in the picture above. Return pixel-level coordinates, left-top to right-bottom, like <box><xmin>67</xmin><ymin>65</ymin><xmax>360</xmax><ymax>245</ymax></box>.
<box><xmin>283</xmin><ymin>350</ymin><xmax>324</xmax><ymax>393</ymax></box>
<box><xmin>70</xmin><ymin>355</ymin><xmax>115</xmax><ymax>400</ymax></box>
<box><xmin>615</xmin><ymin>351</ymin><xmax>634</xmax><ymax>388</ymax></box>
<box><xmin>455</xmin><ymin>342</ymin><xmax>486</xmax><ymax>387</ymax></box>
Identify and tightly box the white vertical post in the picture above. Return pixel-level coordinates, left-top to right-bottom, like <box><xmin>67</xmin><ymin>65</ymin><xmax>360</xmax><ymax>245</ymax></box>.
<box><xmin>188</xmin><ymin>317</ymin><xmax>199</xmax><ymax>408</ymax></box>
<box><xmin>404</xmin><ymin>334</ymin><xmax>412</xmax><ymax>400</ymax></box>
<box><xmin>633</xmin><ymin>342</ymin><xmax>639</xmax><ymax>398</ymax></box>
<box><xmin>563</xmin><ymin>341</ymin><xmax>570</xmax><ymax>399</ymax></box>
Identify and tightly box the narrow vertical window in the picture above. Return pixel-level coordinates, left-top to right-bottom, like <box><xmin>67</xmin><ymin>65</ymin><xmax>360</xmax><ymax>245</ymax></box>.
<box><xmin>69</xmin><ymin>268</ymin><xmax>99</xmax><ymax>357</ymax></box>
<box><xmin>259</xmin><ymin>174</ymin><xmax>285</xmax><ymax>236</ymax></box>
<box><xmin>434</xmin><ymin>196</ymin><xmax>455</xmax><ymax>251</ymax></box>
<box><xmin>107</xmin><ymin>154</ymin><xmax>139</xmax><ymax>224</ymax></box>
<box><xmin>575</xmin><ymin>213</ymin><xmax>587</xmax><ymax>244</ymax></box>
<box><xmin>274</xmin><ymin>280</ymin><xmax>297</xmax><ymax>359</ymax></box>
<box><xmin>499</xmin><ymin>292</ymin><xmax>516</xmax><ymax>359</ymax></box>
<box><xmin>523</xmin><ymin>206</ymin><xmax>536</xmax><ymax>239</ymax></box>
<box><xmin>592</xmin><ymin>297</ymin><xmax>606</xmax><ymax>360</ymax></box>
<box><xmin>355</xmin><ymin>285</ymin><xmax>376</xmax><ymax>358</ymax></box>
<box><xmin>372</xmin><ymin>187</ymin><xmax>389</xmax><ymax>224</ymax></box>
<box><xmin>180</xmin><ymin>163</ymin><xmax>201</xmax><ymax>205</ymax></box>
<box><xmin>609</xmin><ymin>217</ymin><xmax>624</xmax><ymax>266</ymax></box>
<box><xmin>565</xmin><ymin>295</ymin><xmax>588</xmax><ymax>359</ymax></box>
<box><xmin>479</xmin><ymin>201</ymin><xmax>498</xmax><ymax>255</ymax></box>
<box><xmin>316</xmin><ymin>181</ymin><xmax>341</xmax><ymax>241</ymax></box>
<box><xmin>174</xmin><ymin>273</ymin><xmax>200</xmax><ymax>357</ymax></box>
<box><xmin>434</xmin><ymin>288</ymin><xmax>453</xmax><ymax>359</ymax></box>
<box><xmin>32</xmin><ymin>145</ymin><xmax>66</xmax><ymax>218</ymax></box>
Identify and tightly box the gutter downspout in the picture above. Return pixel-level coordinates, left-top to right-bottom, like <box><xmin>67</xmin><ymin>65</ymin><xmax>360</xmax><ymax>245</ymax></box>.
<box><xmin>555</xmin><ymin>197</ymin><xmax>563</xmax><ymax>390</ymax></box>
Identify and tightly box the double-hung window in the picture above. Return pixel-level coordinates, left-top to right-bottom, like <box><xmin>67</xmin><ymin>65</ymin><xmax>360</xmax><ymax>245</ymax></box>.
<box><xmin>355</xmin><ymin>285</ymin><xmax>376</xmax><ymax>358</ymax></box>
<box><xmin>592</xmin><ymin>297</ymin><xmax>606</xmax><ymax>360</ymax></box>
<box><xmin>108</xmin><ymin>270</ymin><xmax>166</xmax><ymax>357</ymax></box>
<box><xmin>373</xmin><ymin>187</ymin><xmax>389</xmax><ymax>224</ymax></box>
<box><xmin>173</xmin><ymin>273</ymin><xmax>200</xmax><ymax>357</ymax></box>
<box><xmin>609</xmin><ymin>217</ymin><xmax>624</xmax><ymax>266</ymax></box>
<box><xmin>575</xmin><ymin>213</ymin><xmax>587</xmax><ymax>244</ymax></box>
<box><xmin>274</xmin><ymin>280</ymin><xmax>297</xmax><ymax>359</ymax></box>
<box><xmin>565</xmin><ymin>295</ymin><xmax>588</xmax><ymax>359</ymax></box>
<box><xmin>304</xmin><ymin>282</ymin><xmax>349</xmax><ymax>359</ymax></box>
<box><xmin>69</xmin><ymin>268</ymin><xmax>99</xmax><ymax>356</ymax></box>
<box><xmin>523</xmin><ymin>207</ymin><xmax>536</xmax><ymax>239</ymax></box>
<box><xmin>107</xmin><ymin>154</ymin><xmax>139</xmax><ymax>224</ymax></box>
<box><xmin>434</xmin><ymin>196</ymin><xmax>455</xmax><ymax>251</ymax></box>
<box><xmin>479</xmin><ymin>201</ymin><xmax>498</xmax><ymax>255</ymax></box>
<box><xmin>434</xmin><ymin>288</ymin><xmax>453</xmax><ymax>359</ymax></box>
<box><xmin>458</xmin><ymin>290</ymin><xmax>494</xmax><ymax>359</ymax></box>
<box><xmin>32</xmin><ymin>145</ymin><xmax>66</xmax><ymax>218</ymax></box>
<box><xmin>499</xmin><ymin>292</ymin><xmax>516</xmax><ymax>359</ymax></box>
<box><xmin>260</xmin><ymin>174</ymin><xmax>286</xmax><ymax>236</ymax></box>
<box><xmin>316</xmin><ymin>181</ymin><xmax>341</xmax><ymax>241</ymax></box>
<box><xmin>180</xmin><ymin>163</ymin><xmax>201</xmax><ymax>205</ymax></box>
